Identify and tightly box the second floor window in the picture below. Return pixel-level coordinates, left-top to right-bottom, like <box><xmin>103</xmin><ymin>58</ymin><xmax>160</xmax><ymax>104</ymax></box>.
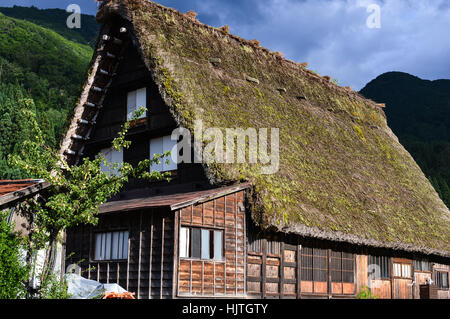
<box><xmin>127</xmin><ymin>88</ymin><xmax>147</xmax><ymax>120</ymax></box>
<box><xmin>100</xmin><ymin>147</ymin><xmax>123</xmax><ymax>176</ymax></box>
<box><xmin>150</xmin><ymin>135</ymin><xmax>178</xmax><ymax>172</ymax></box>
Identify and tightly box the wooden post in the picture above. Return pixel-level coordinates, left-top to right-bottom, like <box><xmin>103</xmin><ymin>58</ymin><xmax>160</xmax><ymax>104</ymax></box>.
<box><xmin>262</xmin><ymin>238</ymin><xmax>267</xmax><ymax>299</ymax></box>
<box><xmin>297</xmin><ymin>242</ymin><xmax>302</xmax><ymax>299</ymax></box>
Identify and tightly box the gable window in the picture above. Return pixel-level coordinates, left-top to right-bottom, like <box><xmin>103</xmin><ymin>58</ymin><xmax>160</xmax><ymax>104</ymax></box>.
<box><xmin>330</xmin><ymin>251</ymin><xmax>354</xmax><ymax>283</ymax></box>
<box><xmin>127</xmin><ymin>88</ymin><xmax>147</xmax><ymax>120</ymax></box>
<box><xmin>94</xmin><ymin>231</ymin><xmax>129</xmax><ymax>261</ymax></box>
<box><xmin>150</xmin><ymin>135</ymin><xmax>178</xmax><ymax>172</ymax></box>
<box><xmin>100</xmin><ymin>147</ymin><xmax>123</xmax><ymax>176</ymax></box>
<box><xmin>179</xmin><ymin>226</ymin><xmax>223</xmax><ymax>261</ymax></box>
<box><xmin>413</xmin><ymin>260</ymin><xmax>431</xmax><ymax>272</ymax></box>
<box><xmin>393</xmin><ymin>262</ymin><xmax>412</xmax><ymax>278</ymax></box>
<box><xmin>436</xmin><ymin>271</ymin><xmax>449</xmax><ymax>289</ymax></box>
<box><xmin>368</xmin><ymin>255</ymin><xmax>390</xmax><ymax>279</ymax></box>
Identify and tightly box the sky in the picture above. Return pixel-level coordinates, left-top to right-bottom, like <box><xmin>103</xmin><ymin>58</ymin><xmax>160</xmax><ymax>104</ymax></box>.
<box><xmin>2</xmin><ymin>0</ymin><xmax>450</xmax><ymax>90</ymax></box>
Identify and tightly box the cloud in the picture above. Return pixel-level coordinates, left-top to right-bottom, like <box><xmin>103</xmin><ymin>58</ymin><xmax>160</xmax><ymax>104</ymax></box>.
<box><xmin>160</xmin><ymin>0</ymin><xmax>450</xmax><ymax>90</ymax></box>
<box><xmin>4</xmin><ymin>0</ymin><xmax>449</xmax><ymax>89</ymax></box>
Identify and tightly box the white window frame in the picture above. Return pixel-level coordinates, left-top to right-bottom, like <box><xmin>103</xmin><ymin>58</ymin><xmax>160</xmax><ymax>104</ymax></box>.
<box><xmin>179</xmin><ymin>226</ymin><xmax>224</xmax><ymax>262</ymax></box>
<box><xmin>150</xmin><ymin>135</ymin><xmax>178</xmax><ymax>172</ymax></box>
<box><xmin>127</xmin><ymin>87</ymin><xmax>147</xmax><ymax>120</ymax></box>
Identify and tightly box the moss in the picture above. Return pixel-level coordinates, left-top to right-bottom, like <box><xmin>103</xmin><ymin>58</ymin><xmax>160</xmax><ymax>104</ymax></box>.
<box><xmin>100</xmin><ymin>0</ymin><xmax>450</xmax><ymax>254</ymax></box>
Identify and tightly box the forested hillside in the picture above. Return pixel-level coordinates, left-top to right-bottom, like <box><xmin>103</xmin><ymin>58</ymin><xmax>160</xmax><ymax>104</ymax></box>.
<box><xmin>0</xmin><ymin>11</ymin><xmax>94</xmax><ymax>179</ymax></box>
<box><xmin>360</xmin><ymin>72</ymin><xmax>450</xmax><ymax>208</ymax></box>
<box><xmin>0</xmin><ymin>6</ymin><xmax>99</xmax><ymax>47</ymax></box>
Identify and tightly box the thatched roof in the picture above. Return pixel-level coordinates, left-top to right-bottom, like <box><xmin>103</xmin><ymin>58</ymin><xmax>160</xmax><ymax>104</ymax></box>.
<box><xmin>61</xmin><ymin>0</ymin><xmax>450</xmax><ymax>258</ymax></box>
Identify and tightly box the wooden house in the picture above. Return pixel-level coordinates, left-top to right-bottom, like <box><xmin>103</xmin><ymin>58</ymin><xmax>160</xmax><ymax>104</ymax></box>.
<box><xmin>61</xmin><ymin>0</ymin><xmax>450</xmax><ymax>299</ymax></box>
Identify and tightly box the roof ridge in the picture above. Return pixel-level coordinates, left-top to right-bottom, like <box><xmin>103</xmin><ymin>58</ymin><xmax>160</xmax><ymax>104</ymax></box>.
<box><xmin>98</xmin><ymin>0</ymin><xmax>384</xmax><ymax>109</ymax></box>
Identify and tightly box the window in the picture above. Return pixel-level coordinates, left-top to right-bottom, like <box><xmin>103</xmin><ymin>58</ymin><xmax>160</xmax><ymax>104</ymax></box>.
<box><xmin>413</xmin><ymin>260</ymin><xmax>431</xmax><ymax>272</ymax></box>
<box><xmin>179</xmin><ymin>227</ymin><xmax>223</xmax><ymax>261</ymax></box>
<box><xmin>393</xmin><ymin>262</ymin><xmax>412</xmax><ymax>278</ymax></box>
<box><xmin>301</xmin><ymin>246</ymin><xmax>327</xmax><ymax>282</ymax></box>
<box><xmin>436</xmin><ymin>271</ymin><xmax>449</xmax><ymax>289</ymax></box>
<box><xmin>100</xmin><ymin>147</ymin><xmax>123</xmax><ymax>176</ymax></box>
<box><xmin>127</xmin><ymin>88</ymin><xmax>147</xmax><ymax>120</ymax></box>
<box><xmin>150</xmin><ymin>136</ymin><xmax>178</xmax><ymax>172</ymax></box>
<box><xmin>94</xmin><ymin>231</ymin><xmax>129</xmax><ymax>261</ymax></box>
<box><xmin>330</xmin><ymin>251</ymin><xmax>354</xmax><ymax>283</ymax></box>
<box><xmin>368</xmin><ymin>255</ymin><xmax>390</xmax><ymax>279</ymax></box>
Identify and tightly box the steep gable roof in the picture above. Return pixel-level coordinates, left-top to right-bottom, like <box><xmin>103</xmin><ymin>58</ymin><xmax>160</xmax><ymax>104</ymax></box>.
<box><xmin>60</xmin><ymin>0</ymin><xmax>450</xmax><ymax>258</ymax></box>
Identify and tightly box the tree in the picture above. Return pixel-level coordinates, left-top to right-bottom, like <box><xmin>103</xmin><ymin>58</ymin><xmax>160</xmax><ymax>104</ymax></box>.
<box><xmin>0</xmin><ymin>211</ymin><xmax>29</xmax><ymax>299</ymax></box>
<box><xmin>8</xmin><ymin>107</ymin><xmax>172</xmax><ymax>298</ymax></box>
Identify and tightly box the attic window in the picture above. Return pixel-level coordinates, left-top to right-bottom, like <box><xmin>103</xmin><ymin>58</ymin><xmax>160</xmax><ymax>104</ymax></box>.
<box><xmin>150</xmin><ymin>135</ymin><xmax>178</xmax><ymax>172</ymax></box>
<box><xmin>100</xmin><ymin>147</ymin><xmax>123</xmax><ymax>176</ymax></box>
<box><xmin>127</xmin><ymin>88</ymin><xmax>147</xmax><ymax>120</ymax></box>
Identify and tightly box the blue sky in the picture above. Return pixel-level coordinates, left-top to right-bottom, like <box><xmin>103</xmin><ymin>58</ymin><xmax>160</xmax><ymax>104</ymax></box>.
<box><xmin>2</xmin><ymin>0</ymin><xmax>450</xmax><ymax>90</ymax></box>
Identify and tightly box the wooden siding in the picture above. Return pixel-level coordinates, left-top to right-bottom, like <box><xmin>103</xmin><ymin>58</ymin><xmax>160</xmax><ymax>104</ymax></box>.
<box><xmin>176</xmin><ymin>190</ymin><xmax>246</xmax><ymax>297</ymax></box>
<box><xmin>66</xmin><ymin>208</ymin><xmax>175</xmax><ymax>299</ymax></box>
<box><xmin>246</xmin><ymin>231</ymin><xmax>356</xmax><ymax>299</ymax></box>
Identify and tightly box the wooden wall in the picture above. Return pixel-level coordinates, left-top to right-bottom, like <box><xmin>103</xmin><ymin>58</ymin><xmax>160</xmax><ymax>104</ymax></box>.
<box><xmin>65</xmin><ymin>208</ymin><xmax>175</xmax><ymax>299</ymax></box>
<box><xmin>176</xmin><ymin>190</ymin><xmax>246</xmax><ymax>297</ymax></box>
<box><xmin>83</xmin><ymin>18</ymin><xmax>212</xmax><ymax>203</ymax></box>
<box><xmin>246</xmin><ymin>232</ymin><xmax>357</xmax><ymax>299</ymax></box>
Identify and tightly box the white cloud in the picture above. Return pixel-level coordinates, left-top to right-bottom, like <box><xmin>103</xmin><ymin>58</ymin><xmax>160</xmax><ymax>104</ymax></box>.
<box><xmin>180</xmin><ymin>0</ymin><xmax>450</xmax><ymax>90</ymax></box>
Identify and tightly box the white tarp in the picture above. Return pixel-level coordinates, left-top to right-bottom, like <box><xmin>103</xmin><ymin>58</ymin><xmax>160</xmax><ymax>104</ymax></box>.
<box><xmin>65</xmin><ymin>273</ymin><xmax>127</xmax><ymax>299</ymax></box>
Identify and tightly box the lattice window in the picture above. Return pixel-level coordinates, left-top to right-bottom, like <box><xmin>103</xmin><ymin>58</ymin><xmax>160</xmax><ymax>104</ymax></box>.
<box><xmin>368</xmin><ymin>255</ymin><xmax>390</xmax><ymax>279</ymax></box>
<box><xmin>331</xmin><ymin>251</ymin><xmax>354</xmax><ymax>283</ymax></box>
<box><xmin>301</xmin><ymin>246</ymin><xmax>328</xmax><ymax>282</ymax></box>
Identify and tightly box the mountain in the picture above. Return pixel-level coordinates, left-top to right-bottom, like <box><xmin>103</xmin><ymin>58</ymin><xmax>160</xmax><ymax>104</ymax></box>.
<box><xmin>360</xmin><ymin>72</ymin><xmax>450</xmax><ymax>208</ymax></box>
<box><xmin>0</xmin><ymin>5</ymin><xmax>100</xmax><ymax>47</ymax></box>
<box><xmin>0</xmin><ymin>11</ymin><xmax>95</xmax><ymax>179</ymax></box>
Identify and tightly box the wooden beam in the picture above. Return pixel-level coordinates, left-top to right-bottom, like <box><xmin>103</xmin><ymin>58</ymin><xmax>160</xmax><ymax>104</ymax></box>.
<box><xmin>0</xmin><ymin>180</ymin><xmax>50</xmax><ymax>208</ymax></box>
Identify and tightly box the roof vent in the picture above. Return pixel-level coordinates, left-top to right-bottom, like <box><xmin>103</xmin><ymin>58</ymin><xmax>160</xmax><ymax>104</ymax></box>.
<box><xmin>245</xmin><ymin>75</ymin><xmax>260</xmax><ymax>84</ymax></box>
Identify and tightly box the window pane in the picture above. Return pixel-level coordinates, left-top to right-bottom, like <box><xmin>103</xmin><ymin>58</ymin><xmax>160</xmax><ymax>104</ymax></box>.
<box><xmin>127</xmin><ymin>90</ymin><xmax>137</xmax><ymax>120</ymax></box>
<box><xmin>163</xmin><ymin>135</ymin><xmax>178</xmax><ymax>171</ymax></box>
<box><xmin>201</xmin><ymin>229</ymin><xmax>210</xmax><ymax>260</ymax></box>
<box><xmin>95</xmin><ymin>233</ymin><xmax>102</xmax><ymax>260</ymax></box>
<box><xmin>192</xmin><ymin>228</ymin><xmax>201</xmax><ymax>259</ymax></box>
<box><xmin>180</xmin><ymin>227</ymin><xmax>190</xmax><ymax>258</ymax></box>
<box><xmin>118</xmin><ymin>232</ymin><xmax>124</xmax><ymax>259</ymax></box>
<box><xmin>443</xmin><ymin>273</ymin><xmax>449</xmax><ymax>288</ymax></box>
<box><xmin>150</xmin><ymin>137</ymin><xmax>164</xmax><ymax>172</ymax></box>
<box><xmin>214</xmin><ymin>231</ymin><xmax>223</xmax><ymax>261</ymax></box>
<box><xmin>136</xmin><ymin>88</ymin><xmax>147</xmax><ymax>112</ymax></box>
<box><xmin>122</xmin><ymin>231</ymin><xmax>129</xmax><ymax>259</ymax></box>
<box><xmin>105</xmin><ymin>232</ymin><xmax>112</xmax><ymax>260</ymax></box>
<box><xmin>112</xmin><ymin>232</ymin><xmax>119</xmax><ymax>260</ymax></box>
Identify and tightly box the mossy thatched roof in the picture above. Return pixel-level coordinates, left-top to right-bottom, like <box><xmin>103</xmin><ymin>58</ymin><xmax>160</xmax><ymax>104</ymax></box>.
<box><xmin>92</xmin><ymin>0</ymin><xmax>450</xmax><ymax>257</ymax></box>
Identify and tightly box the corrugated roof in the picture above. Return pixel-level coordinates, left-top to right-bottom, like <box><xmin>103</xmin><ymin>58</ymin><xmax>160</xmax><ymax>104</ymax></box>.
<box><xmin>0</xmin><ymin>180</ymin><xmax>41</xmax><ymax>197</ymax></box>
<box><xmin>0</xmin><ymin>179</ymin><xmax>48</xmax><ymax>208</ymax></box>
<box><xmin>99</xmin><ymin>183</ymin><xmax>251</xmax><ymax>214</ymax></box>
